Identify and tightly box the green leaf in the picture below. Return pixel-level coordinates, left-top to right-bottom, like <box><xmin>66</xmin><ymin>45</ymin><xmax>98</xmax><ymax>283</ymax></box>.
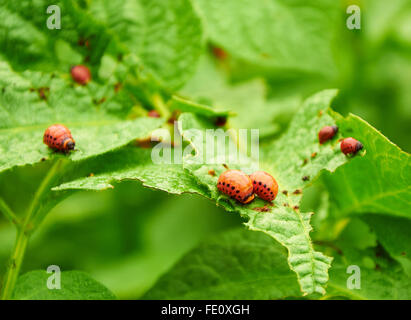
<box><xmin>178</xmin><ymin>90</ymin><xmax>351</xmax><ymax>295</ymax></box>
<box><xmin>336</xmin><ymin>218</ymin><xmax>377</xmax><ymax>251</ymax></box>
<box><xmin>193</xmin><ymin>0</ymin><xmax>339</xmax><ymax>76</ymax></box>
<box><xmin>88</xmin><ymin>0</ymin><xmax>204</xmax><ymax>88</ymax></box>
<box><xmin>315</xmin><ymin>215</ymin><xmax>411</xmax><ymax>300</ymax></box>
<box><xmin>325</xmin><ymin>246</ymin><xmax>411</xmax><ymax>300</ymax></box>
<box><xmin>91</xmin><ymin>191</ymin><xmax>238</xmax><ymax>299</ymax></box>
<box><xmin>180</xmin><ymin>55</ymin><xmax>298</xmax><ymax>138</ymax></box>
<box><xmin>12</xmin><ymin>270</ymin><xmax>116</xmax><ymax>300</ymax></box>
<box><xmin>0</xmin><ymin>0</ymin><xmax>112</xmax><ymax>71</ymax></box>
<box><xmin>323</xmin><ymin>113</ymin><xmax>411</xmax><ymax>219</ymax></box>
<box><xmin>170</xmin><ymin>95</ymin><xmax>230</xmax><ymax>118</ymax></box>
<box><xmin>143</xmin><ymin>228</ymin><xmax>300</xmax><ymax>299</ymax></box>
<box><xmin>0</xmin><ymin>61</ymin><xmax>163</xmax><ymax>174</ymax></box>
<box><xmin>145</xmin><ymin>225</ymin><xmax>411</xmax><ymax>300</ymax></box>
<box><xmin>261</xmin><ymin>90</ymin><xmax>347</xmax><ymax>192</ymax></box>
<box><xmin>1</xmin><ymin>0</ymin><xmax>203</xmax><ymax>89</ymax></box>
<box><xmin>362</xmin><ymin>214</ymin><xmax>411</xmax><ymax>276</ymax></box>
<box><xmin>54</xmin><ymin>148</ymin><xmax>206</xmax><ymax>195</ymax></box>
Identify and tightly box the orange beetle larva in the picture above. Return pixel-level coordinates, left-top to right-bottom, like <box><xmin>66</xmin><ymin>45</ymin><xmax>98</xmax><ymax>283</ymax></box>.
<box><xmin>217</xmin><ymin>170</ymin><xmax>255</xmax><ymax>204</ymax></box>
<box><xmin>340</xmin><ymin>137</ymin><xmax>363</xmax><ymax>155</ymax></box>
<box><xmin>318</xmin><ymin>125</ymin><xmax>338</xmax><ymax>144</ymax></box>
<box><xmin>43</xmin><ymin>124</ymin><xmax>75</xmax><ymax>152</ymax></box>
<box><xmin>249</xmin><ymin>171</ymin><xmax>279</xmax><ymax>202</ymax></box>
<box><xmin>70</xmin><ymin>65</ymin><xmax>91</xmax><ymax>85</ymax></box>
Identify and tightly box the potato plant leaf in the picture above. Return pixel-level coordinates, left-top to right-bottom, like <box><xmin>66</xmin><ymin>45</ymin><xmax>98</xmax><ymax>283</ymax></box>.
<box><xmin>145</xmin><ymin>226</ymin><xmax>411</xmax><ymax>300</ymax></box>
<box><xmin>88</xmin><ymin>0</ymin><xmax>204</xmax><ymax>89</ymax></box>
<box><xmin>193</xmin><ymin>0</ymin><xmax>339</xmax><ymax>76</ymax></box>
<box><xmin>325</xmin><ymin>245</ymin><xmax>411</xmax><ymax>300</ymax></box>
<box><xmin>12</xmin><ymin>270</ymin><xmax>116</xmax><ymax>300</ymax></box>
<box><xmin>177</xmin><ymin>90</ymin><xmax>350</xmax><ymax>295</ymax></box>
<box><xmin>0</xmin><ymin>0</ymin><xmax>111</xmax><ymax>71</ymax></box>
<box><xmin>323</xmin><ymin>113</ymin><xmax>411</xmax><ymax>219</ymax></box>
<box><xmin>53</xmin><ymin>148</ymin><xmax>207</xmax><ymax>196</ymax></box>
<box><xmin>1</xmin><ymin>0</ymin><xmax>203</xmax><ymax>89</ymax></box>
<box><xmin>170</xmin><ymin>95</ymin><xmax>230</xmax><ymax>118</ymax></box>
<box><xmin>181</xmin><ymin>55</ymin><xmax>292</xmax><ymax>138</ymax></box>
<box><xmin>143</xmin><ymin>228</ymin><xmax>301</xmax><ymax>299</ymax></box>
<box><xmin>361</xmin><ymin>214</ymin><xmax>411</xmax><ymax>276</ymax></box>
<box><xmin>0</xmin><ymin>61</ymin><xmax>163</xmax><ymax>174</ymax></box>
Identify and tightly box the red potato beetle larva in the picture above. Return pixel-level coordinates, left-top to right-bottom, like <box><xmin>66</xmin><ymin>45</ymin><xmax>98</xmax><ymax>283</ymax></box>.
<box><xmin>211</xmin><ymin>46</ymin><xmax>228</xmax><ymax>60</ymax></box>
<box><xmin>318</xmin><ymin>125</ymin><xmax>338</xmax><ymax>144</ymax></box>
<box><xmin>70</xmin><ymin>65</ymin><xmax>91</xmax><ymax>85</ymax></box>
<box><xmin>340</xmin><ymin>137</ymin><xmax>363</xmax><ymax>155</ymax></box>
<box><xmin>249</xmin><ymin>171</ymin><xmax>279</xmax><ymax>202</ymax></box>
<box><xmin>148</xmin><ymin>110</ymin><xmax>161</xmax><ymax>118</ymax></box>
<box><xmin>217</xmin><ymin>170</ymin><xmax>255</xmax><ymax>204</ymax></box>
<box><xmin>43</xmin><ymin>124</ymin><xmax>75</xmax><ymax>152</ymax></box>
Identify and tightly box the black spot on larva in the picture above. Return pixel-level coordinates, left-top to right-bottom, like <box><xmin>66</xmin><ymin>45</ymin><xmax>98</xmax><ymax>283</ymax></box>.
<box><xmin>267</xmin><ymin>188</ymin><xmax>270</xmax><ymax>191</ymax></box>
<box><xmin>231</xmin><ymin>186</ymin><xmax>235</xmax><ymax>190</ymax></box>
<box><xmin>264</xmin><ymin>184</ymin><xmax>266</xmax><ymax>188</ymax></box>
<box><xmin>236</xmin><ymin>190</ymin><xmax>239</xmax><ymax>193</ymax></box>
<box><xmin>227</xmin><ymin>184</ymin><xmax>230</xmax><ymax>187</ymax></box>
<box><xmin>259</xmin><ymin>182</ymin><xmax>262</xmax><ymax>185</ymax></box>
<box><xmin>222</xmin><ymin>182</ymin><xmax>225</xmax><ymax>185</ymax></box>
<box><xmin>253</xmin><ymin>181</ymin><xmax>256</xmax><ymax>184</ymax></box>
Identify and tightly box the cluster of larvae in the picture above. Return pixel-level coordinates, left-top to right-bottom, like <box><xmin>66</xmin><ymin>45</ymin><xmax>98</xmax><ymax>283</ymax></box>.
<box><xmin>217</xmin><ymin>124</ymin><xmax>364</xmax><ymax>204</ymax></box>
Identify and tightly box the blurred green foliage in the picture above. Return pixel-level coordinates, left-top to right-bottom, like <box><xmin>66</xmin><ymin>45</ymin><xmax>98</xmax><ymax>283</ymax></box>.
<box><xmin>0</xmin><ymin>178</ymin><xmax>240</xmax><ymax>299</ymax></box>
<box><xmin>0</xmin><ymin>0</ymin><xmax>410</xmax><ymax>299</ymax></box>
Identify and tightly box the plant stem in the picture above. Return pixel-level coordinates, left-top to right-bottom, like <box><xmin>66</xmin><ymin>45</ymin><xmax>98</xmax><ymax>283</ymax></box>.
<box><xmin>22</xmin><ymin>158</ymin><xmax>65</xmax><ymax>230</ymax></box>
<box><xmin>151</xmin><ymin>93</ymin><xmax>171</xmax><ymax>119</ymax></box>
<box><xmin>0</xmin><ymin>159</ymin><xmax>65</xmax><ymax>300</ymax></box>
<box><xmin>0</xmin><ymin>198</ymin><xmax>19</xmax><ymax>226</ymax></box>
<box><xmin>0</xmin><ymin>230</ymin><xmax>29</xmax><ymax>300</ymax></box>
